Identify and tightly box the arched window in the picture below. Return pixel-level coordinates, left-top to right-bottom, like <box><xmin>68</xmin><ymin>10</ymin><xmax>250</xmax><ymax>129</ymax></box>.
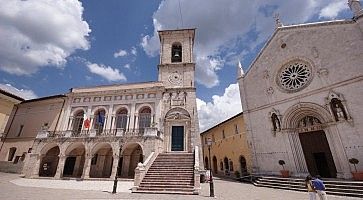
<box><xmin>72</xmin><ymin>110</ymin><xmax>84</xmax><ymax>134</ymax></box>
<box><xmin>8</xmin><ymin>147</ymin><xmax>16</xmax><ymax>161</ymax></box>
<box><xmin>94</xmin><ymin>109</ymin><xmax>106</xmax><ymax>134</ymax></box>
<box><xmin>171</xmin><ymin>42</ymin><xmax>182</xmax><ymax>63</ymax></box>
<box><xmin>116</xmin><ymin>108</ymin><xmax>128</xmax><ymax>130</ymax></box>
<box><xmin>224</xmin><ymin>157</ymin><xmax>229</xmax><ymax>172</ymax></box>
<box><xmin>229</xmin><ymin>160</ymin><xmax>234</xmax><ymax>171</ymax></box>
<box><xmin>138</xmin><ymin>107</ymin><xmax>151</xmax><ymax>133</ymax></box>
<box><xmin>239</xmin><ymin>156</ymin><xmax>248</xmax><ymax>175</ymax></box>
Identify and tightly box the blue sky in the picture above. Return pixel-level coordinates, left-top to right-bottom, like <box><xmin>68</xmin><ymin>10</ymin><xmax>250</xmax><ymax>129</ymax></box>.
<box><xmin>0</xmin><ymin>0</ymin><xmax>353</xmax><ymax>131</ymax></box>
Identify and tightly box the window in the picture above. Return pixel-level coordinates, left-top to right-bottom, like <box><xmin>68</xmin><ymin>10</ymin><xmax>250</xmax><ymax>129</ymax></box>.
<box><xmin>72</xmin><ymin>110</ymin><xmax>84</xmax><ymax>134</ymax></box>
<box><xmin>17</xmin><ymin>125</ymin><xmax>24</xmax><ymax>137</ymax></box>
<box><xmin>138</xmin><ymin>107</ymin><xmax>151</xmax><ymax>133</ymax></box>
<box><xmin>277</xmin><ymin>60</ymin><xmax>313</xmax><ymax>93</ymax></box>
<box><xmin>94</xmin><ymin>109</ymin><xmax>106</xmax><ymax>134</ymax></box>
<box><xmin>8</xmin><ymin>147</ymin><xmax>16</xmax><ymax>161</ymax></box>
<box><xmin>116</xmin><ymin>108</ymin><xmax>128</xmax><ymax>130</ymax></box>
<box><xmin>171</xmin><ymin>42</ymin><xmax>182</xmax><ymax>63</ymax></box>
<box><xmin>212</xmin><ymin>134</ymin><xmax>215</xmax><ymax>142</ymax></box>
<box><xmin>235</xmin><ymin>124</ymin><xmax>239</xmax><ymax>134</ymax></box>
<box><xmin>204</xmin><ymin>137</ymin><xmax>207</xmax><ymax>145</ymax></box>
<box><xmin>222</xmin><ymin>130</ymin><xmax>225</xmax><ymax>139</ymax></box>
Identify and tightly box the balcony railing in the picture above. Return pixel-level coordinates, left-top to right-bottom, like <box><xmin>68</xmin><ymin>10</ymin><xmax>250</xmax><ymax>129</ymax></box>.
<box><xmin>36</xmin><ymin>127</ymin><xmax>160</xmax><ymax>139</ymax></box>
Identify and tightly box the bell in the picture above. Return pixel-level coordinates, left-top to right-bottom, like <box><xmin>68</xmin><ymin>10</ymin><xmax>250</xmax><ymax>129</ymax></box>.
<box><xmin>174</xmin><ymin>51</ymin><xmax>180</xmax><ymax>58</ymax></box>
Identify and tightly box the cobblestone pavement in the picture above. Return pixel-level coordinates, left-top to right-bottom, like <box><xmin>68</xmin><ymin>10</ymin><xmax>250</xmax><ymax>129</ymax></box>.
<box><xmin>0</xmin><ymin>172</ymin><xmax>360</xmax><ymax>200</ymax></box>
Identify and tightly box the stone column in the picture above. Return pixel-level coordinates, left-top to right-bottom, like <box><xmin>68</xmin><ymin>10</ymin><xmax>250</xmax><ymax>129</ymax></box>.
<box><xmin>110</xmin><ymin>155</ymin><xmax>119</xmax><ymax>179</ymax></box>
<box><xmin>82</xmin><ymin>155</ymin><xmax>92</xmax><ymax>179</ymax></box>
<box><xmin>30</xmin><ymin>154</ymin><xmax>43</xmax><ymax>178</ymax></box>
<box><xmin>55</xmin><ymin>155</ymin><xmax>66</xmax><ymax>179</ymax></box>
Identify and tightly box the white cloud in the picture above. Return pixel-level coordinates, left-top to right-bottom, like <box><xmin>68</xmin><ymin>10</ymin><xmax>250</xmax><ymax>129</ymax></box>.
<box><xmin>141</xmin><ymin>0</ymin><xmax>346</xmax><ymax>88</ymax></box>
<box><xmin>0</xmin><ymin>83</ymin><xmax>37</xmax><ymax>100</ymax></box>
<box><xmin>114</xmin><ymin>49</ymin><xmax>128</xmax><ymax>58</ymax></box>
<box><xmin>197</xmin><ymin>83</ymin><xmax>242</xmax><ymax>132</ymax></box>
<box><xmin>319</xmin><ymin>1</ymin><xmax>348</xmax><ymax>19</ymax></box>
<box><xmin>131</xmin><ymin>47</ymin><xmax>137</xmax><ymax>56</ymax></box>
<box><xmin>123</xmin><ymin>64</ymin><xmax>131</xmax><ymax>69</ymax></box>
<box><xmin>0</xmin><ymin>0</ymin><xmax>91</xmax><ymax>75</ymax></box>
<box><xmin>86</xmin><ymin>62</ymin><xmax>126</xmax><ymax>82</ymax></box>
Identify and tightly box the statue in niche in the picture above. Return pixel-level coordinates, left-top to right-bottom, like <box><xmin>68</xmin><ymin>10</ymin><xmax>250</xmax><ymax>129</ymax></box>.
<box><xmin>330</xmin><ymin>98</ymin><xmax>347</xmax><ymax>121</ymax></box>
<box><xmin>271</xmin><ymin>113</ymin><xmax>281</xmax><ymax>131</ymax></box>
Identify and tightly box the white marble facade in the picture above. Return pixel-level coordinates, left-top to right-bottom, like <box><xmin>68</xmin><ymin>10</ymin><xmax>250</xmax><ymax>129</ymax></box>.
<box><xmin>238</xmin><ymin>2</ymin><xmax>363</xmax><ymax>179</ymax></box>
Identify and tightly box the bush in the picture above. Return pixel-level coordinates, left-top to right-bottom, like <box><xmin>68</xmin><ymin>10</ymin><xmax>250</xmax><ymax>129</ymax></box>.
<box><xmin>234</xmin><ymin>171</ymin><xmax>241</xmax><ymax>178</ymax></box>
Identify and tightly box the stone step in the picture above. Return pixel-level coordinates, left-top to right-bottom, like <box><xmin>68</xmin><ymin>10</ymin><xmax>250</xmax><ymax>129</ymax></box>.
<box><xmin>133</xmin><ymin>189</ymin><xmax>195</xmax><ymax>195</ymax></box>
<box><xmin>254</xmin><ymin>176</ymin><xmax>363</xmax><ymax>198</ymax></box>
<box><xmin>139</xmin><ymin>184</ymin><xmax>194</xmax><ymax>188</ymax></box>
<box><xmin>141</xmin><ymin>181</ymin><xmax>193</xmax><ymax>185</ymax></box>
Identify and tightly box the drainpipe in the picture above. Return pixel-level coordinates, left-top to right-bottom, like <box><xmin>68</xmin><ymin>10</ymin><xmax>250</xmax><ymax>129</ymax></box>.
<box><xmin>0</xmin><ymin>104</ymin><xmax>19</xmax><ymax>153</ymax></box>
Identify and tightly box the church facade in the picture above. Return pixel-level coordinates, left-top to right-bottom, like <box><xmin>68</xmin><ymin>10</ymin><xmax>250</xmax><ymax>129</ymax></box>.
<box><xmin>12</xmin><ymin>29</ymin><xmax>201</xmax><ymax>181</ymax></box>
<box><xmin>238</xmin><ymin>1</ymin><xmax>363</xmax><ymax>179</ymax></box>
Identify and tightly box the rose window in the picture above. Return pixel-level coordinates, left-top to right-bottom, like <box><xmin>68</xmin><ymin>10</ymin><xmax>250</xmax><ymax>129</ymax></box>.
<box><xmin>277</xmin><ymin>61</ymin><xmax>312</xmax><ymax>92</ymax></box>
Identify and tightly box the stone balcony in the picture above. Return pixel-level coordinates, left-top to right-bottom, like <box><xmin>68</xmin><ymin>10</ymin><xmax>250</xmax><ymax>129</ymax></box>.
<box><xmin>36</xmin><ymin>127</ymin><xmax>161</xmax><ymax>139</ymax></box>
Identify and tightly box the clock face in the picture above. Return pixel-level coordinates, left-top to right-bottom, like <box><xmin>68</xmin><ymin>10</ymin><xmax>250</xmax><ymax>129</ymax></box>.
<box><xmin>168</xmin><ymin>72</ymin><xmax>182</xmax><ymax>84</ymax></box>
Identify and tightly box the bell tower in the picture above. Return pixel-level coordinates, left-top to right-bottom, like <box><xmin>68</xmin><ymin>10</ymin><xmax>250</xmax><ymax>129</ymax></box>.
<box><xmin>157</xmin><ymin>29</ymin><xmax>200</xmax><ymax>154</ymax></box>
<box><xmin>158</xmin><ymin>29</ymin><xmax>195</xmax><ymax>89</ymax></box>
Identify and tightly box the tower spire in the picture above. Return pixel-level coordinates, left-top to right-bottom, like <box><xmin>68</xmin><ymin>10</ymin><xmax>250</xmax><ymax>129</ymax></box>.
<box><xmin>274</xmin><ymin>13</ymin><xmax>283</xmax><ymax>29</ymax></box>
<box><xmin>237</xmin><ymin>60</ymin><xmax>245</xmax><ymax>78</ymax></box>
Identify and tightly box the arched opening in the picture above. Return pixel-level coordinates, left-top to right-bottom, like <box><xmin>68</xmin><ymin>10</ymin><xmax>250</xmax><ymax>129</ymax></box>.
<box><xmin>220</xmin><ymin>161</ymin><xmax>223</xmax><ymax>171</ymax></box>
<box><xmin>94</xmin><ymin>109</ymin><xmax>106</xmax><ymax>135</ymax></box>
<box><xmin>39</xmin><ymin>146</ymin><xmax>60</xmax><ymax>177</ymax></box>
<box><xmin>171</xmin><ymin>42</ymin><xmax>182</xmax><ymax>63</ymax></box>
<box><xmin>138</xmin><ymin>107</ymin><xmax>151</xmax><ymax>134</ymax></box>
<box><xmin>63</xmin><ymin>143</ymin><xmax>85</xmax><ymax>178</ymax></box>
<box><xmin>224</xmin><ymin>157</ymin><xmax>229</xmax><ymax>175</ymax></box>
<box><xmin>7</xmin><ymin>147</ymin><xmax>16</xmax><ymax>161</ymax></box>
<box><xmin>120</xmin><ymin>143</ymin><xmax>143</xmax><ymax>178</ymax></box>
<box><xmin>239</xmin><ymin>156</ymin><xmax>248</xmax><ymax>176</ymax></box>
<box><xmin>229</xmin><ymin>160</ymin><xmax>234</xmax><ymax>171</ymax></box>
<box><xmin>204</xmin><ymin>156</ymin><xmax>209</xmax><ymax>170</ymax></box>
<box><xmin>72</xmin><ymin>110</ymin><xmax>84</xmax><ymax>135</ymax></box>
<box><xmin>297</xmin><ymin>116</ymin><xmax>337</xmax><ymax>178</ymax></box>
<box><xmin>115</xmin><ymin>108</ymin><xmax>128</xmax><ymax>130</ymax></box>
<box><xmin>212</xmin><ymin>156</ymin><xmax>218</xmax><ymax>174</ymax></box>
<box><xmin>89</xmin><ymin>143</ymin><xmax>113</xmax><ymax>178</ymax></box>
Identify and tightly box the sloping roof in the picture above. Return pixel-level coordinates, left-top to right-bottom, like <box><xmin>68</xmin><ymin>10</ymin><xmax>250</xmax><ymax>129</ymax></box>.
<box><xmin>20</xmin><ymin>94</ymin><xmax>66</xmax><ymax>104</ymax></box>
<box><xmin>244</xmin><ymin>19</ymin><xmax>355</xmax><ymax>77</ymax></box>
<box><xmin>0</xmin><ymin>88</ymin><xmax>24</xmax><ymax>102</ymax></box>
<box><xmin>200</xmin><ymin>112</ymin><xmax>243</xmax><ymax>135</ymax></box>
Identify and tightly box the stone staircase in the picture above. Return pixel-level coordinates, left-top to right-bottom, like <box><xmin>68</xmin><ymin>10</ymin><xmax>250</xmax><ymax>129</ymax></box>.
<box><xmin>134</xmin><ymin>152</ymin><xmax>195</xmax><ymax>195</ymax></box>
<box><xmin>253</xmin><ymin>176</ymin><xmax>363</xmax><ymax>198</ymax></box>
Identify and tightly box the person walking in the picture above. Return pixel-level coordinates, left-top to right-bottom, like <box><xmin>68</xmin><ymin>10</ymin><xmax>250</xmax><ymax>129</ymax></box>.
<box><xmin>312</xmin><ymin>175</ymin><xmax>328</xmax><ymax>200</ymax></box>
<box><xmin>305</xmin><ymin>175</ymin><xmax>316</xmax><ymax>200</ymax></box>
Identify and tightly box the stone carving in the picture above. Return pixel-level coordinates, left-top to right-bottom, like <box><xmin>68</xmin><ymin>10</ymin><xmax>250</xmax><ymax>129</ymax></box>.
<box><xmin>311</xmin><ymin>47</ymin><xmax>319</xmax><ymax>58</ymax></box>
<box><xmin>277</xmin><ymin>60</ymin><xmax>313</xmax><ymax>93</ymax></box>
<box><xmin>266</xmin><ymin>87</ymin><xmax>274</xmax><ymax>95</ymax></box>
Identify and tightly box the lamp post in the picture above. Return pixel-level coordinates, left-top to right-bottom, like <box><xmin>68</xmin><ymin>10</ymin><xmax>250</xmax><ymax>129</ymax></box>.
<box><xmin>112</xmin><ymin>146</ymin><xmax>122</xmax><ymax>194</ymax></box>
<box><xmin>207</xmin><ymin>138</ymin><xmax>215</xmax><ymax>197</ymax></box>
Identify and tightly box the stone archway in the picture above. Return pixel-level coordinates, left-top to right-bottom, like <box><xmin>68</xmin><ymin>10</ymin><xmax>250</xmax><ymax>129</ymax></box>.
<box><xmin>282</xmin><ymin>102</ymin><xmax>342</xmax><ymax>178</ymax></box>
<box><xmin>63</xmin><ymin>143</ymin><xmax>86</xmax><ymax>178</ymax></box>
<box><xmin>120</xmin><ymin>143</ymin><xmax>143</xmax><ymax>178</ymax></box>
<box><xmin>239</xmin><ymin>156</ymin><xmax>248</xmax><ymax>176</ymax></box>
<box><xmin>212</xmin><ymin>156</ymin><xmax>218</xmax><ymax>174</ymax></box>
<box><xmin>89</xmin><ymin>143</ymin><xmax>113</xmax><ymax>178</ymax></box>
<box><xmin>39</xmin><ymin>145</ymin><xmax>60</xmax><ymax>177</ymax></box>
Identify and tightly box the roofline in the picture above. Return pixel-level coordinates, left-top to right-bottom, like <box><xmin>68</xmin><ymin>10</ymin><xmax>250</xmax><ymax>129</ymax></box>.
<box><xmin>0</xmin><ymin>89</ymin><xmax>24</xmax><ymax>101</ymax></box>
<box><xmin>157</xmin><ymin>28</ymin><xmax>196</xmax><ymax>33</ymax></box>
<box><xmin>20</xmin><ymin>94</ymin><xmax>66</xmax><ymax>104</ymax></box>
<box><xmin>244</xmin><ymin>18</ymin><xmax>355</xmax><ymax>77</ymax></box>
<box><xmin>200</xmin><ymin>112</ymin><xmax>243</xmax><ymax>135</ymax></box>
<box><xmin>70</xmin><ymin>81</ymin><xmax>163</xmax><ymax>92</ymax></box>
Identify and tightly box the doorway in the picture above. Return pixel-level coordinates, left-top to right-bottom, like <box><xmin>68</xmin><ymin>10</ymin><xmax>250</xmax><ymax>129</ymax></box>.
<box><xmin>171</xmin><ymin>126</ymin><xmax>184</xmax><ymax>151</ymax></box>
<box><xmin>63</xmin><ymin>157</ymin><xmax>76</xmax><ymax>176</ymax></box>
<box><xmin>299</xmin><ymin>130</ymin><xmax>337</xmax><ymax>178</ymax></box>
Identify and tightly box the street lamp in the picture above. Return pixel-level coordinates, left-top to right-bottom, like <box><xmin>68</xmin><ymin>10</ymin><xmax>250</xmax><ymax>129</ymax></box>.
<box><xmin>207</xmin><ymin>138</ymin><xmax>215</xmax><ymax>197</ymax></box>
<box><xmin>112</xmin><ymin>146</ymin><xmax>122</xmax><ymax>194</ymax></box>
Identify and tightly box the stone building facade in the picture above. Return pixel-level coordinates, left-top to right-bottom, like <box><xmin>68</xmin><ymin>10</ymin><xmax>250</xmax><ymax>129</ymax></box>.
<box><xmin>0</xmin><ymin>89</ymin><xmax>23</xmax><ymax>138</ymax></box>
<box><xmin>200</xmin><ymin>113</ymin><xmax>252</xmax><ymax>178</ymax></box>
<box><xmin>238</xmin><ymin>1</ymin><xmax>363</xmax><ymax>179</ymax></box>
<box><xmin>0</xmin><ymin>95</ymin><xmax>65</xmax><ymax>173</ymax></box>
<box><xmin>1</xmin><ymin>29</ymin><xmax>201</xmax><ymax>181</ymax></box>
